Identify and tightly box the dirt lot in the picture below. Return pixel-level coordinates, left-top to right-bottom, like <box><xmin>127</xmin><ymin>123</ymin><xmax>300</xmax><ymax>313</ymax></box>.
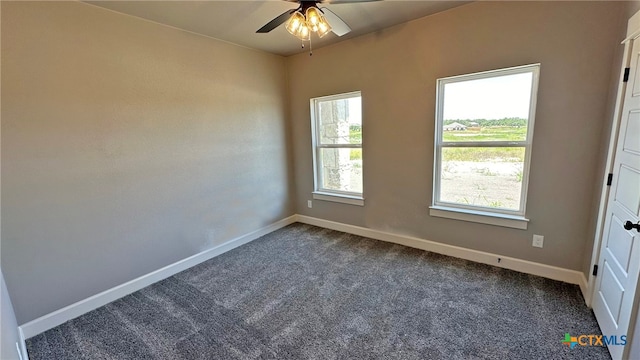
<box><xmin>440</xmin><ymin>161</ymin><xmax>523</xmax><ymax>210</ymax></box>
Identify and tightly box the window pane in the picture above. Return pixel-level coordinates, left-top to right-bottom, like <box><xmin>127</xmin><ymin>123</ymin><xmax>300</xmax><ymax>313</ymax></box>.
<box><xmin>439</xmin><ymin>147</ymin><xmax>525</xmax><ymax>211</ymax></box>
<box><xmin>442</xmin><ymin>123</ymin><xmax>528</xmax><ymax>142</ymax></box>
<box><xmin>319</xmin><ymin>148</ymin><xmax>363</xmax><ymax>193</ymax></box>
<box><xmin>442</xmin><ymin>72</ymin><xmax>532</xmax><ymax>142</ymax></box>
<box><xmin>318</xmin><ymin>96</ymin><xmax>362</xmax><ymax>145</ymax></box>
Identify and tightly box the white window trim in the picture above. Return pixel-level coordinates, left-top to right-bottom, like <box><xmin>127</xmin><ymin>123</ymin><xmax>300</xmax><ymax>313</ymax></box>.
<box><xmin>432</xmin><ymin>64</ymin><xmax>540</xmax><ymax>228</ymax></box>
<box><xmin>429</xmin><ymin>206</ymin><xmax>529</xmax><ymax>230</ymax></box>
<box><xmin>310</xmin><ymin>91</ymin><xmax>364</xmax><ymax>205</ymax></box>
<box><xmin>313</xmin><ymin>192</ymin><xmax>364</xmax><ymax>206</ymax></box>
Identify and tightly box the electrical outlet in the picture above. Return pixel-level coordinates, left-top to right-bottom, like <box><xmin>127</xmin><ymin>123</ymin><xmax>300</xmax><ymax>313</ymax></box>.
<box><xmin>307</xmin><ymin>200</ymin><xmax>312</xmax><ymax>208</ymax></box>
<box><xmin>532</xmin><ymin>234</ymin><xmax>544</xmax><ymax>248</ymax></box>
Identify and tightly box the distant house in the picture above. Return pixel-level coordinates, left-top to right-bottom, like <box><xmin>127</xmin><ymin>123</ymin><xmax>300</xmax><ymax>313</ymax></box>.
<box><xmin>443</xmin><ymin>122</ymin><xmax>467</xmax><ymax>131</ymax></box>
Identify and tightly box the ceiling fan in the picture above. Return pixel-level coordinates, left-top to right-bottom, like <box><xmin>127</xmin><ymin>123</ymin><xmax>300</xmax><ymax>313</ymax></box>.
<box><xmin>256</xmin><ymin>0</ymin><xmax>380</xmax><ymax>40</ymax></box>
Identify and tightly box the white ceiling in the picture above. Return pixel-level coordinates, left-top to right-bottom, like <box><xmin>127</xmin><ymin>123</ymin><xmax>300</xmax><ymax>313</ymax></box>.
<box><xmin>85</xmin><ymin>1</ymin><xmax>471</xmax><ymax>56</ymax></box>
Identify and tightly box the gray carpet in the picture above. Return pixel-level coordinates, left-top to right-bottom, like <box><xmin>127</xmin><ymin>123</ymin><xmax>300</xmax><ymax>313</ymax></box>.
<box><xmin>27</xmin><ymin>223</ymin><xmax>609</xmax><ymax>359</ymax></box>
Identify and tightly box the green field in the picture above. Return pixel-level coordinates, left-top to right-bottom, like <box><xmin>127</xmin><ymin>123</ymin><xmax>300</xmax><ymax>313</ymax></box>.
<box><xmin>442</xmin><ymin>127</ymin><xmax>527</xmax><ymax>162</ymax></box>
<box><xmin>347</xmin><ymin>125</ymin><xmax>528</xmax><ymax>162</ymax></box>
<box><xmin>443</xmin><ymin>126</ymin><xmax>527</xmax><ymax>142</ymax></box>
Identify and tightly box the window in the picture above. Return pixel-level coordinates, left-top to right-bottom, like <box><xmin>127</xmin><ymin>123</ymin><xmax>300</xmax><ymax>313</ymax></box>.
<box><xmin>430</xmin><ymin>64</ymin><xmax>540</xmax><ymax>229</ymax></box>
<box><xmin>311</xmin><ymin>91</ymin><xmax>363</xmax><ymax>206</ymax></box>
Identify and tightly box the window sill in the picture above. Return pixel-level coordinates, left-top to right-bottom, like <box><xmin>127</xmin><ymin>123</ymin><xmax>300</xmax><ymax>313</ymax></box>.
<box><xmin>429</xmin><ymin>206</ymin><xmax>529</xmax><ymax>230</ymax></box>
<box><xmin>313</xmin><ymin>192</ymin><xmax>364</xmax><ymax>206</ymax></box>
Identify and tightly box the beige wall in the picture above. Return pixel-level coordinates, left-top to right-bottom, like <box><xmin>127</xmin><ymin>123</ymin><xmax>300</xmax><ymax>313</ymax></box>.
<box><xmin>627</xmin><ymin>1</ymin><xmax>640</xmax><ymax>18</ymax></box>
<box><xmin>1</xmin><ymin>1</ymin><xmax>293</xmax><ymax>324</ymax></box>
<box><xmin>288</xmin><ymin>1</ymin><xmax>623</xmax><ymax>271</ymax></box>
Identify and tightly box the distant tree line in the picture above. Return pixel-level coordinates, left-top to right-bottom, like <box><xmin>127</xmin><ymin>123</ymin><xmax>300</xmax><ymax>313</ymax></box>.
<box><xmin>443</xmin><ymin>117</ymin><xmax>527</xmax><ymax>127</ymax></box>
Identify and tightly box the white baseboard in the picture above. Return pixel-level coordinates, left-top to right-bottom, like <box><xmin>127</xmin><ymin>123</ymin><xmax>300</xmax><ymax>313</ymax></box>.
<box><xmin>19</xmin><ymin>213</ymin><xmax>588</xmax><ymax>341</ymax></box>
<box><xmin>18</xmin><ymin>327</ymin><xmax>29</xmax><ymax>360</ymax></box>
<box><xmin>295</xmin><ymin>215</ymin><xmax>586</xmax><ymax>288</ymax></box>
<box><xmin>584</xmin><ymin>273</ymin><xmax>598</xmax><ymax>308</ymax></box>
<box><xmin>579</xmin><ymin>273</ymin><xmax>589</xmax><ymax>306</ymax></box>
<box><xmin>19</xmin><ymin>215</ymin><xmax>297</xmax><ymax>339</ymax></box>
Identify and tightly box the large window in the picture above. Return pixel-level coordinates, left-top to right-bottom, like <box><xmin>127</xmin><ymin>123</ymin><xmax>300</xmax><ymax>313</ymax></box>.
<box><xmin>311</xmin><ymin>91</ymin><xmax>363</xmax><ymax>206</ymax></box>
<box><xmin>431</xmin><ymin>64</ymin><xmax>540</xmax><ymax>229</ymax></box>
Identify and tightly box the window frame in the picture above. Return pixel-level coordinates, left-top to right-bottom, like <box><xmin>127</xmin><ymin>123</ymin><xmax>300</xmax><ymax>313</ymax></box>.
<box><xmin>310</xmin><ymin>91</ymin><xmax>364</xmax><ymax>206</ymax></box>
<box><xmin>430</xmin><ymin>64</ymin><xmax>540</xmax><ymax>228</ymax></box>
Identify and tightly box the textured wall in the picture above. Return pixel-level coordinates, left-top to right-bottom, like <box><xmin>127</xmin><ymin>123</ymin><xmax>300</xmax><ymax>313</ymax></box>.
<box><xmin>1</xmin><ymin>1</ymin><xmax>292</xmax><ymax>324</ymax></box>
<box><xmin>288</xmin><ymin>1</ymin><xmax>623</xmax><ymax>272</ymax></box>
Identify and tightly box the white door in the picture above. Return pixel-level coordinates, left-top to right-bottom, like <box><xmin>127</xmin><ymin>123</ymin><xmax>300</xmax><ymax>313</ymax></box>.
<box><xmin>592</xmin><ymin>31</ymin><xmax>640</xmax><ymax>360</ymax></box>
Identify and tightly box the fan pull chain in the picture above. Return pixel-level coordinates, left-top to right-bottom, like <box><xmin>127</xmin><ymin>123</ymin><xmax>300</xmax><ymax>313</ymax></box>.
<box><xmin>299</xmin><ymin>39</ymin><xmax>312</xmax><ymax>57</ymax></box>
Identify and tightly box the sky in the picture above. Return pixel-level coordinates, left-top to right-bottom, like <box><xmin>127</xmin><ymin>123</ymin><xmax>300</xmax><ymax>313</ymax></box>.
<box><xmin>348</xmin><ymin>97</ymin><xmax>362</xmax><ymax>125</ymax></box>
<box><xmin>442</xmin><ymin>72</ymin><xmax>533</xmax><ymax>120</ymax></box>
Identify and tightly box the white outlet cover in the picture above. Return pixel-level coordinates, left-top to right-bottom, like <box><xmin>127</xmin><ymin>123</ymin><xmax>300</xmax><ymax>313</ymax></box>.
<box><xmin>533</xmin><ymin>234</ymin><xmax>544</xmax><ymax>248</ymax></box>
<box><xmin>307</xmin><ymin>200</ymin><xmax>312</xmax><ymax>208</ymax></box>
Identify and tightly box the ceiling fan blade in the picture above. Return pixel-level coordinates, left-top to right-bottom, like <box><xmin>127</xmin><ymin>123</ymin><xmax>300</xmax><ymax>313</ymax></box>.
<box><xmin>322</xmin><ymin>0</ymin><xmax>381</xmax><ymax>4</ymax></box>
<box><xmin>321</xmin><ymin>7</ymin><xmax>351</xmax><ymax>36</ymax></box>
<box><xmin>256</xmin><ymin>9</ymin><xmax>296</xmax><ymax>33</ymax></box>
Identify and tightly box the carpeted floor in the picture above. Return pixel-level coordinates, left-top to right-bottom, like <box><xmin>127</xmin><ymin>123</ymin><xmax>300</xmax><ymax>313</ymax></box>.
<box><xmin>27</xmin><ymin>223</ymin><xmax>610</xmax><ymax>359</ymax></box>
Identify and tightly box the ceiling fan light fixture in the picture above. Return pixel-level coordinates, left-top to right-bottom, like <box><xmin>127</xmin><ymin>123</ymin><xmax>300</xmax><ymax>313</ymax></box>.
<box><xmin>305</xmin><ymin>7</ymin><xmax>322</xmax><ymax>28</ymax></box>
<box><xmin>280</xmin><ymin>3</ymin><xmax>342</xmax><ymax>45</ymax></box>
<box><xmin>285</xmin><ymin>11</ymin><xmax>306</xmax><ymax>36</ymax></box>
<box><xmin>294</xmin><ymin>23</ymin><xmax>311</xmax><ymax>41</ymax></box>
<box><xmin>316</xmin><ymin>18</ymin><xmax>332</xmax><ymax>38</ymax></box>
